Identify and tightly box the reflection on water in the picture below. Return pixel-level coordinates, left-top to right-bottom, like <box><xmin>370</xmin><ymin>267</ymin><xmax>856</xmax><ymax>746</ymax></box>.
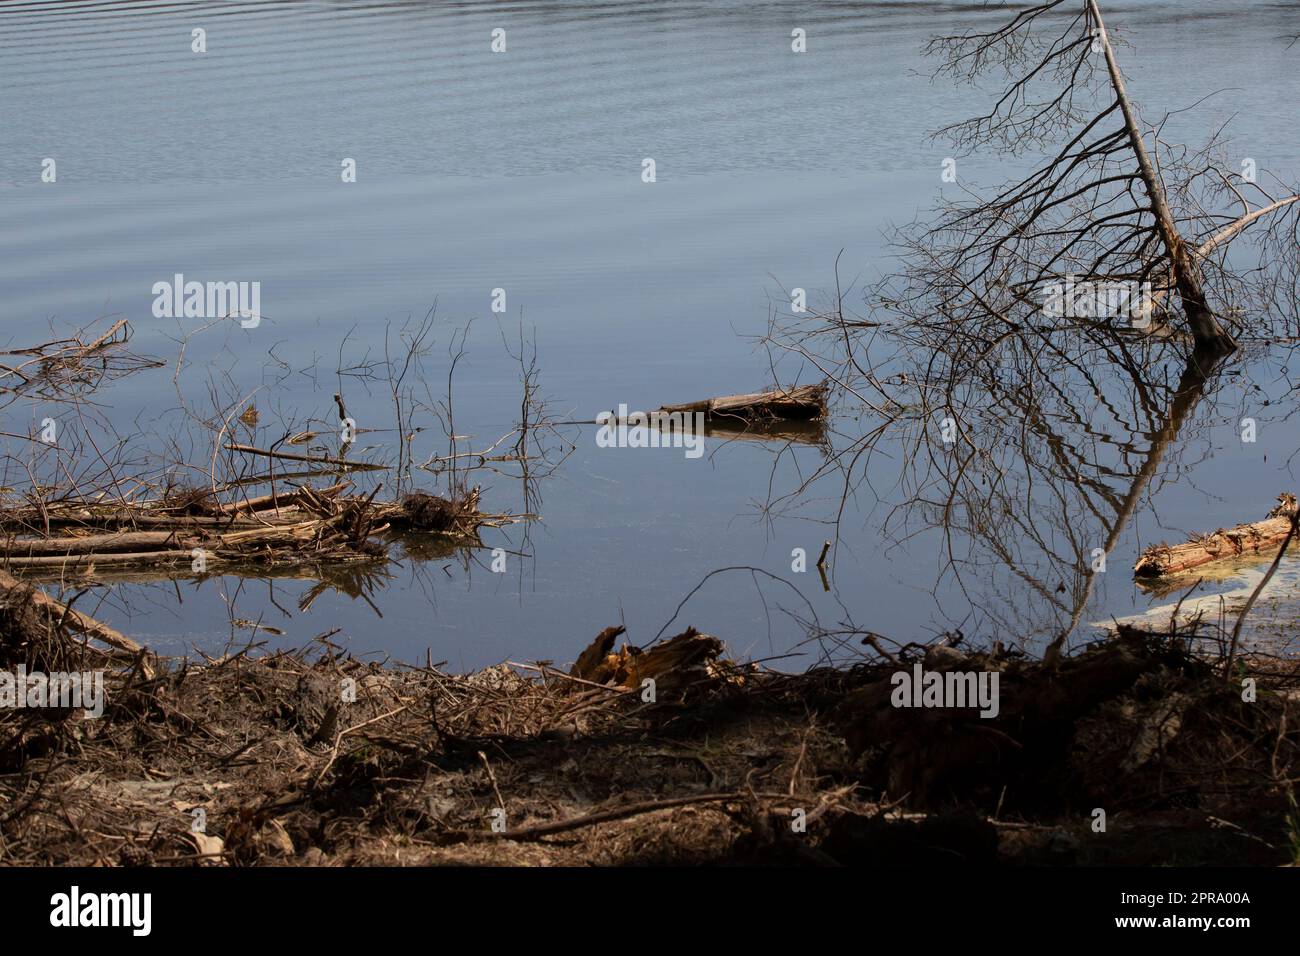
<box><xmin>2</xmin><ymin>0</ymin><xmax>1299</xmax><ymax>667</ymax></box>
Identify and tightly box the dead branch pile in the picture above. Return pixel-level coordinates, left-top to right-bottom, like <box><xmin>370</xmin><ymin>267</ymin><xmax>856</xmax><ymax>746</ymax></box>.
<box><xmin>1134</xmin><ymin>493</ymin><xmax>1298</xmax><ymax>578</ymax></box>
<box><xmin>3</xmin><ymin>605</ymin><xmax>1297</xmax><ymax>866</ymax></box>
<box><xmin>0</xmin><ymin>569</ymin><xmax>150</xmax><ymax>674</ymax></box>
<box><xmin>0</xmin><ymin>482</ymin><xmax>493</xmax><ymax>578</ymax></box>
<box><xmin>838</xmin><ymin>626</ymin><xmax>1300</xmax><ymax>834</ymax></box>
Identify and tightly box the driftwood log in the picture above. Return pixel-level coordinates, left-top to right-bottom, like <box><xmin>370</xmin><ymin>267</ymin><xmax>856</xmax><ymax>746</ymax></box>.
<box><xmin>1134</xmin><ymin>493</ymin><xmax>1298</xmax><ymax>578</ymax></box>
<box><xmin>657</xmin><ymin>383</ymin><xmax>827</xmax><ymax>423</ymax></box>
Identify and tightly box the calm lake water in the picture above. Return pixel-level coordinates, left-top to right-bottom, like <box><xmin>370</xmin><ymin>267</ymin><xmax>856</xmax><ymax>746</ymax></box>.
<box><xmin>2</xmin><ymin>0</ymin><xmax>1298</xmax><ymax>667</ymax></box>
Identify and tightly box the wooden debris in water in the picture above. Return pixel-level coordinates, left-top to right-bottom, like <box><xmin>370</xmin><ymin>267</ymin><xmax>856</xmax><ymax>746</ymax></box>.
<box><xmin>0</xmin><ymin>568</ymin><xmax>153</xmax><ymax>675</ymax></box>
<box><xmin>1133</xmin><ymin>493</ymin><xmax>1298</xmax><ymax>578</ymax></box>
<box><xmin>0</xmin><ymin>481</ymin><xmax>497</xmax><ymax>578</ymax></box>
<box><xmin>657</xmin><ymin>382</ymin><xmax>828</xmax><ymax>424</ymax></box>
<box><xmin>224</xmin><ymin>442</ymin><xmax>388</xmax><ymax>471</ymax></box>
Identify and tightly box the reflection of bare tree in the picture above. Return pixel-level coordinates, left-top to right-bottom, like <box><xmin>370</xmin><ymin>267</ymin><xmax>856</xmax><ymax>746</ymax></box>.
<box><xmin>770</xmin><ymin>280</ymin><xmax>1228</xmax><ymax>654</ymax></box>
<box><xmin>763</xmin><ymin>1</ymin><xmax>1299</xmax><ymax>659</ymax></box>
<box><xmin>905</xmin><ymin>344</ymin><xmax>1222</xmax><ymax>655</ymax></box>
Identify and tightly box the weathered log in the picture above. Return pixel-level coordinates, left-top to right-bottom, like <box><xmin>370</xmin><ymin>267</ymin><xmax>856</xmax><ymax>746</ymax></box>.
<box><xmin>1</xmin><ymin>530</ymin><xmax>201</xmax><ymax>557</ymax></box>
<box><xmin>2</xmin><ymin>550</ymin><xmax>196</xmax><ymax>568</ymax></box>
<box><xmin>657</xmin><ymin>382</ymin><xmax>827</xmax><ymax>422</ymax></box>
<box><xmin>0</xmin><ymin>512</ymin><xmax>276</xmax><ymax>531</ymax></box>
<box><xmin>1134</xmin><ymin>493</ymin><xmax>1297</xmax><ymax>578</ymax></box>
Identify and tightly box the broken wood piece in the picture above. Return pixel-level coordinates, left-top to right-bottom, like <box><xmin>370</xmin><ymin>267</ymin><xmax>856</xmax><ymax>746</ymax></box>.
<box><xmin>816</xmin><ymin>540</ymin><xmax>832</xmax><ymax>592</ymax></box>
<box><xmin>570</xmin><ymin>626</ymin><xmax>725</xmax><ymax>694</ymax></box>
<box><xmin>570</xmin><ymin>626</ymin><xmax>626</xmax><ymax>682</ymax></box>
<box><xmin>1134</xmin><ymin>493</ymin><xmax>1298</xmax><ymax>578</ymax></box>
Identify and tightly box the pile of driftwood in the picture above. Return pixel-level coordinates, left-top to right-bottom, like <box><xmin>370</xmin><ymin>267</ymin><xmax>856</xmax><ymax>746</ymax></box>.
<box><xmin>0</xmin><ymin>483</ymin><xmax>488</xmax><ymax>579</ymax></box>
<box><xmin>1134</xmin><ymin>493</ymin><xmax>1298</xmax><ymax>578</ymax></box>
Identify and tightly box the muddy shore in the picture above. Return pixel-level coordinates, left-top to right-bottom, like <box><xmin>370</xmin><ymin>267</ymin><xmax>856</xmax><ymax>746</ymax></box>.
<box><xmin>2</xmin><ymin>581</ymin><xmax>1296</xmax><ymax>866</ymax></box>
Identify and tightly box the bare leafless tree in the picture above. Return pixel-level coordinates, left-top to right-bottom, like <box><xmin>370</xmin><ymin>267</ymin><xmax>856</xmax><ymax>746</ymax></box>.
<box><xmin>762</xmin><ymin>0</ymin><xmax>1300</xmax><ymax>658</ymax></box>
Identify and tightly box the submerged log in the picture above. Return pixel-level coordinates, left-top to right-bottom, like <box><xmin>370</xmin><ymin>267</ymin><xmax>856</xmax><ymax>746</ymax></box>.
<box><xmin>657</xmin><ymin>382</ymin><xmax>827</xmax><ymax>423</ymax></box>
<box><xmin>1133</xmin><ymin>493</ymin><xmax>1298</xmax><ymax>578</ymax></box>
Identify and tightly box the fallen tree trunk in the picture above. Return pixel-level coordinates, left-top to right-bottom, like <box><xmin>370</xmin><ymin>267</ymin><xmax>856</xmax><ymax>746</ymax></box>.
<box><xmin>1134</xmin><ymin>493</ymin><xmax>1298</xmax><ymax>578</ymax></box>
<box><xmin>2</xmin><ymin>530</ymin><xmax>200</xmax><ymax>557</ymax></box>
<box><xmin>1085</xmin><ymin>0</ymin><xmax>1234</xmax><ymax>353</ymax></box>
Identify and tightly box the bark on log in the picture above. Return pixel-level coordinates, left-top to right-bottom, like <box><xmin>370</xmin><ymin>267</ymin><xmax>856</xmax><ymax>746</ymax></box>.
<box><xmin>1134</xmin><ymin>493</ymin><xmax>1298</xmax><ymax>578</ymax></box>
<box><xmin>2</xmin><ymin>530</ymin><xmax>201</xmax><ymax>557</ymax></box>
<box><xmin>657</xmin><ymin>383</ymin><xmax>827</xmax><ymax>422</ymax></box>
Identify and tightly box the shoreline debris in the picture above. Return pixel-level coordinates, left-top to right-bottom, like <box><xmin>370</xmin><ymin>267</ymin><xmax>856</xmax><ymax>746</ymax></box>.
<box><xmin>3</xmin><ymin>604</ymin><xmax>1296</xmax><ymax>867</ymax></box>
<box><xmin>1134</xmin><ymin>493</ymin><xmax>1298</xmax><ymax>578</ymax></box>
<box><xmin>569</xmin><ymin>625</ymin><xmax>733</xmax><ymax>695</ymax></box>
<box><xmin>0</xmin><ymin>568</ymin><xmax>152</xmax><ymax>675</ymax></box>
